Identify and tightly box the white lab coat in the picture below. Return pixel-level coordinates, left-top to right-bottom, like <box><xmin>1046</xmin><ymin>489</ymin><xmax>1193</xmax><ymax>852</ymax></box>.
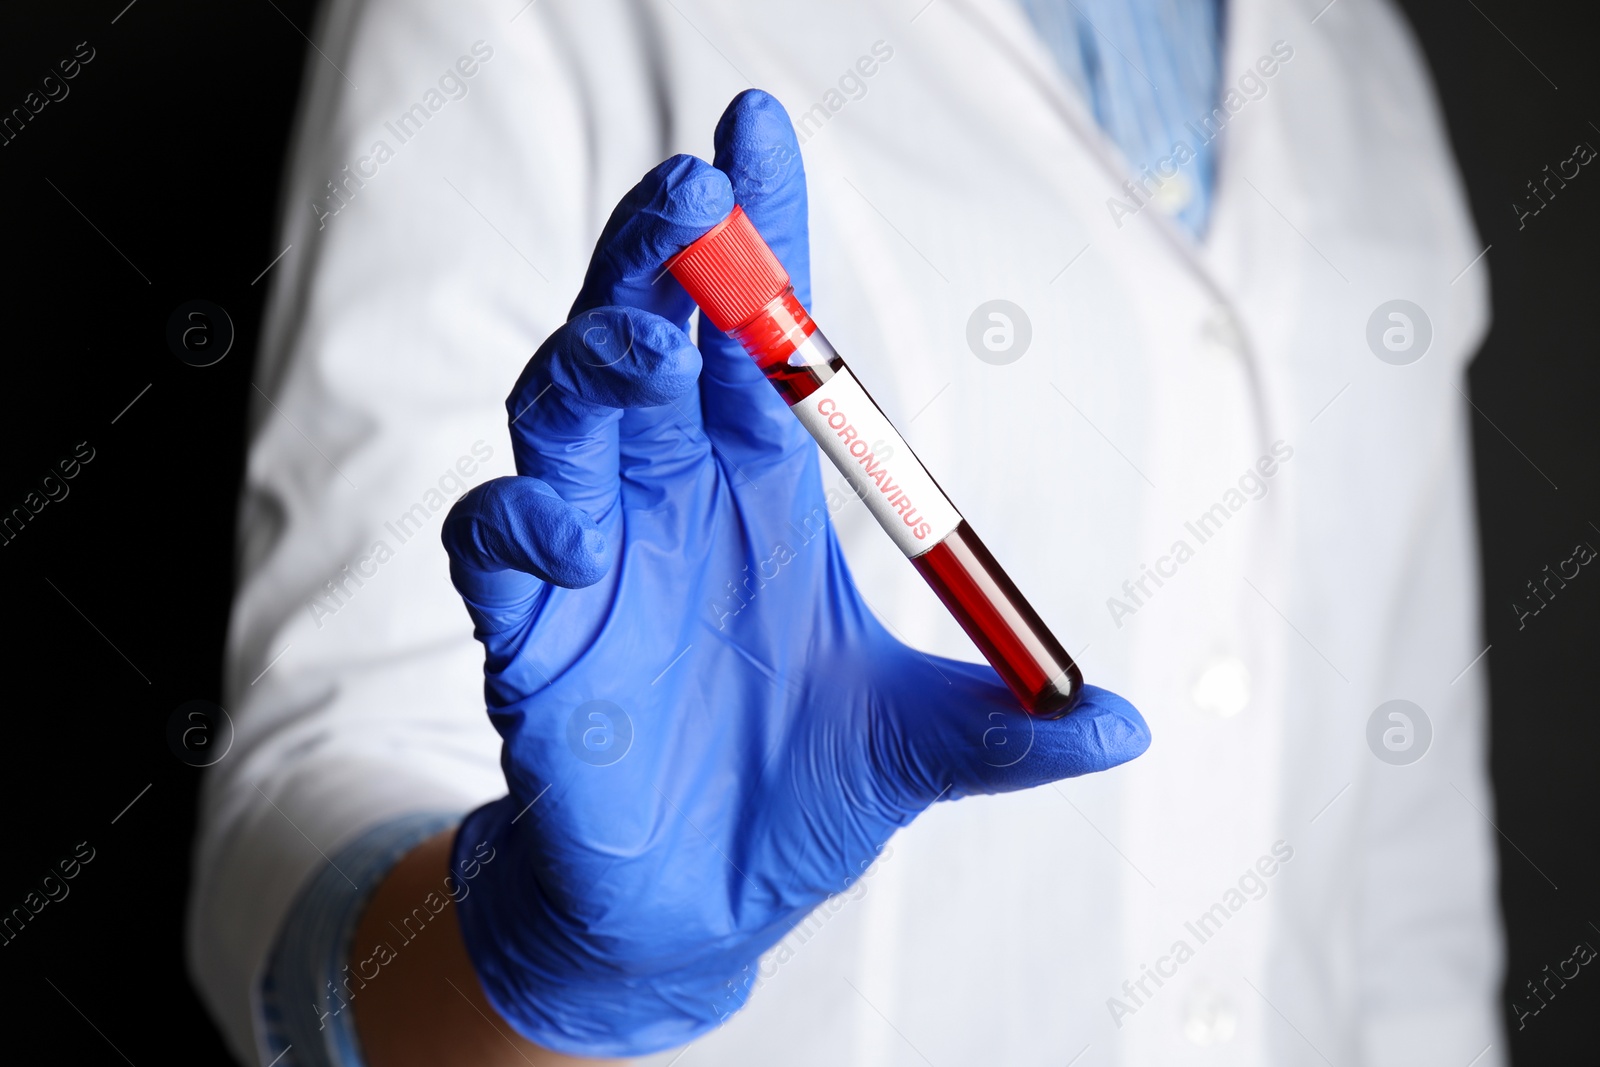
<box><xmin>188</xmin><ymin>0</ymin><xmax>1505</xmax><ymax>1064</ymax></box>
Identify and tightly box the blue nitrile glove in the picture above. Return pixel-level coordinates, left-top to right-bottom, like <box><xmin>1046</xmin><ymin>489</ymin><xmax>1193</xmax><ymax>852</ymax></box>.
<box><xmin>442</xmin><ymin>90</ymin><xmax>1150</xmax><ymax>1058</ymax></box>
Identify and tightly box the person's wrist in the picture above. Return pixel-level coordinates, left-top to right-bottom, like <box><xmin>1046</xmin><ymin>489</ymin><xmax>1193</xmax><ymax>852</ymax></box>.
<box><xmin>352</xmin><ymin>825</ymin><xmax>623</xmax><ymax>1066</ymax></box>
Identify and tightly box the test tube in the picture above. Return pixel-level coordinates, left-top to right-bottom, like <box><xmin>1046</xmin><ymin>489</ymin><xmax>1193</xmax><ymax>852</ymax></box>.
<box><xmin>670</xmin><ymin>206</ymin><xmax>1084</xmax><ymax>717</ymax></box>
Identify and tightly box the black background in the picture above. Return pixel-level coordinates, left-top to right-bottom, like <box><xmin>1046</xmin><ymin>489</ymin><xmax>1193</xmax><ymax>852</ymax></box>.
<box><xmin>0</xmin><ymin>1</ymin><xmax>1594</xmax><ymax>1062</ymax></box>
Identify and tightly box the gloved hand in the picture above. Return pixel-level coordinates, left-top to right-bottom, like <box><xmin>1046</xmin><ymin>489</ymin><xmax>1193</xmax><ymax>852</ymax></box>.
<box><xmin>442</xmin><ymin>89</ymin><xmax>1150</xmax><ymax>1058</ymax></box>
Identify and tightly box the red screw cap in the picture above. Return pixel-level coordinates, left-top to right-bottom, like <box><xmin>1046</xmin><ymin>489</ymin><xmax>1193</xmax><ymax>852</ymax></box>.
<box><xmin>668</xmin><ymin>206</ymin><xmax>790</xmax><ymax>333</ymax></box>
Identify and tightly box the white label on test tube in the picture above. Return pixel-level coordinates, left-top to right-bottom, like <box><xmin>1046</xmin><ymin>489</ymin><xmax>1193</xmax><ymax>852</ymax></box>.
<box><xmin>792</xmin><ymin>367</ymin><xmax>961</xmax><ymax>558</ymax></box>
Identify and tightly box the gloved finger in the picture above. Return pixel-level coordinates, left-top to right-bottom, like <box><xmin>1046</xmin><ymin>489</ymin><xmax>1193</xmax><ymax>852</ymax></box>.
<box><xmin>700</xmin><ymin>89</ymin><xmax>815</xmax><ymax>466</ymax></box>
<box><xmin>890</xmin><ymin>659</ymin><xmax>1151</xmax><ymax>804</ymax></box>
<box><xmin>508</xmin><ymin>306</ymin><xmax>704</xmax><ymax>521</ymax></box>
<box><xmin>616</xmin><ymin>389</ymin><xmax>714</xmax><ymax>499</ymax></box>
<box><xmin>441</xmin><ymin>477</ymin><xmax>608</xmax><ymax>641</ymax></box>
<box><xmin>569</xmin><ymin>154</ymin><xmax>734</xmax><ymax>325</ymax></box>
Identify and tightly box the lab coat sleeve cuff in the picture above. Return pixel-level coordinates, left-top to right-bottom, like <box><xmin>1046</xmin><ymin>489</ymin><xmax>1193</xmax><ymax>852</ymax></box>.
<box><xmin>256</xmin><ymin>811</ymin><xmax>464</xmax><ymax>1067</ymax></box>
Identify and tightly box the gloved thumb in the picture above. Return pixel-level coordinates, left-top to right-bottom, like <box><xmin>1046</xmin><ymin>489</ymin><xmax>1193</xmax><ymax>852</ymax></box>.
<box><xmin>888</xmin><ymin>657</ymin><xmax>1150</xmax><ymax>803</ymax></box>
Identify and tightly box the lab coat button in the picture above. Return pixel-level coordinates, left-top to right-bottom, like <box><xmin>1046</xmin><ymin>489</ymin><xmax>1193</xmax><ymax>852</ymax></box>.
<box><xmin>1151</xmin><ymin>171</ymin><xmax>1194</xmax><ymax>214</ymax></box>
<box><xmin>1191</xmin><ymin>657</ymin><xmax>1250</xmax><ymax>718</ymax></box>
<box><xmin>1182</xmin><ymin>981</ymin><xmax>1237</xmax><ymax>1045</ymax></box>
<box><xmin>1200</xmin><ymin>307</ymin><xmax>1245</xmax><ymax>358</ymax></box>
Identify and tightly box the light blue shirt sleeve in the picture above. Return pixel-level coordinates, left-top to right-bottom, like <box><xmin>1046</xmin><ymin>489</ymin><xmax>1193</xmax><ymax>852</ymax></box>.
<box><xmin>258</xmin><ymin>812</ymin><xmax>464</xmax><ymax>1067</ymax></box>
<box><xmin>1015</xmin><ymin>0</ymin><xmax>1224</xmax><ymax>237</ymax></box>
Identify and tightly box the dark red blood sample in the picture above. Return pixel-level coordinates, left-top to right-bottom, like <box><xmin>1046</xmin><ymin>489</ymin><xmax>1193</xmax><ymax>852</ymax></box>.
<box><xmin>671</xmin><ymin>206</ymin><xmax>1085</xmax><ymax>717</ymax></box>
<box><xmin>911</xmin><ymin>523</ymin><xmax>1083</xmax><ymax>717</ymax></box>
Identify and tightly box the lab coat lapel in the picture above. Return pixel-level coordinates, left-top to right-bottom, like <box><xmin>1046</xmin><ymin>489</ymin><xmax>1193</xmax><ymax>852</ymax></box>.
<box><xmin>941</xmin><ymin>0</ymin><xmax>1258</xmax><ymax>319</ymax></box>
